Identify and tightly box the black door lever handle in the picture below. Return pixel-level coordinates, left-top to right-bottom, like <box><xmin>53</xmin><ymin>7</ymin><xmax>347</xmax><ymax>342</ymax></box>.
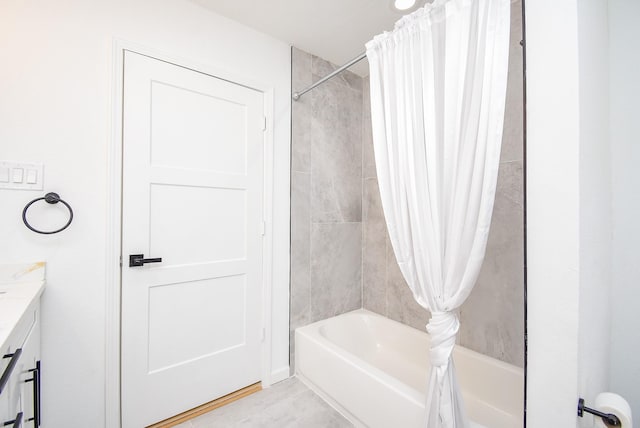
<box><xmin>129</xmin><ymin>254</ymin><xmax>163</xmax><ymax>267</ymax></box>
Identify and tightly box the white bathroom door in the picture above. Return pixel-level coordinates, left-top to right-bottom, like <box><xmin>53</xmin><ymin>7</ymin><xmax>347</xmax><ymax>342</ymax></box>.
<box><xmin>120</xmin><ymin>51</ymin><xmax>265</xmax><ymax>428</ymax></box>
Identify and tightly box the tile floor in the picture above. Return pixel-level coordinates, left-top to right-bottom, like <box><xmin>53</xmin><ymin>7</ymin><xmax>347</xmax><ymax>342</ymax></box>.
<box><xmin>176</xmin><ymin>377</ymin><xmax>353</xmax><ymax>427</ymax></box>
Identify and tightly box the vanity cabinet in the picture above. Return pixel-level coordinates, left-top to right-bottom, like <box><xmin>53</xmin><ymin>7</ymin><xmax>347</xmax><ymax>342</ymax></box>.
<box><xmin>0</xmin><ymin>378</ymin><xmax>8</xmax><ymax>426</ymax></box>
<box><xmin>0</xmin><ymin>301</ymin><xmax>41</xmax><ymax>427</ymax></box>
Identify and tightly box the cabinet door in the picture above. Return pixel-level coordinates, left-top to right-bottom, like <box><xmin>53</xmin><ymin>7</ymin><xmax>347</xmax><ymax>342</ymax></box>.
<box><xmin>1</xmin><ymin>307</ymin><xmax>40</xmax><ymax>428</ymax></box>
<box><xmin>0</xmin><ymin>383</ymin><xmax>8</xmax><ymax>426</ymax></box>
<box><xmin>0</xmin><ymin>339</ymin><xmax>10</xmax><ymax>424</ymax></box>
<box><xmin>19</xmin><ymin>310</ymin><xmax>40</xmax><ymax>427</ymax></box>
<box><xmin>5</xmin><ymin>346</ymin><xmax>22</xmax><ymax>428</ymax></box>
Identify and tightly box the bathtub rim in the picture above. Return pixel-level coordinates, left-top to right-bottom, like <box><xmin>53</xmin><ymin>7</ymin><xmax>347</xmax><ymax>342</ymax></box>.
<box><xmin>295</xmin><ymin>308</ymin><xmax>525</xmax><ymax>425</ymax></box>
<box><xmin>296</xmin><ymin>317</ymin><xmax>426</xmax><ymax>406</ymax></box>
<box><xmin>299</xmin><ymin>308</ymin><xmax>524</xmax><ymax>380</ymax></box>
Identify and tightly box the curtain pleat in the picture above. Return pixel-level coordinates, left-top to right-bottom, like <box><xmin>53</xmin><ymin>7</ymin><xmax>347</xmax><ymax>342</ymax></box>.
<box><xmin>366</xmin><ymin>0</ymin><xmax>510</xmax><ymax>426</ymax></box>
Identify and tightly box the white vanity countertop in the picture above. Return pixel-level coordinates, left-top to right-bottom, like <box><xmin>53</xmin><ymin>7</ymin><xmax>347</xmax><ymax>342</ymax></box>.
<box><xmin>0</xmin><ymin>262</ymin><xmax>46</xmax><ymax>350</ymax></box>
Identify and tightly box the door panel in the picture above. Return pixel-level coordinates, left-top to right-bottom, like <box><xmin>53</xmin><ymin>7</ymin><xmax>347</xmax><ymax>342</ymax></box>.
<box><xmin>148</xmin><ymin>184</ymin><xmax>247</xmax><ymax>265</ymax></box>
<box><xmin>147</xmin><ymin>275</ymin><xmax>247</xmax><ymax>373</ymax></box>
<box><xmin>150</xmin><ymin>80</ymin><xmax>249</xmax><ymax>174</ymax></box>
<box><xmin>121</xmin><ymin>51</ymin><xmax>264</xmax><ymax>427</ymax></box>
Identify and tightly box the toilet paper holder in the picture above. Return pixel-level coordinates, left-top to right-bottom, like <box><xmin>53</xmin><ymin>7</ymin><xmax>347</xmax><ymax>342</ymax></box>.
<box><xmin>578</xmin><ymin>398</ymin><xmax>621</xmax><ymax>427</ymax></box>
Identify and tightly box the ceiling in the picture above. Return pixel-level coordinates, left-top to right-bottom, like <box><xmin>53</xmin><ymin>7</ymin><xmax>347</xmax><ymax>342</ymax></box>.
<box><xmin>191</xmin><ymin>0</ymin><xmax>426</xmax><ymax>76</ymax></box>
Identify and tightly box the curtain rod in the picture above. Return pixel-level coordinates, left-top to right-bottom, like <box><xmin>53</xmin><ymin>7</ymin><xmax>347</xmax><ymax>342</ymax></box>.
<box><xmin>292</xmin><ymin>51</ymin><xmax>367</xmax><ymax>101</ymax></box>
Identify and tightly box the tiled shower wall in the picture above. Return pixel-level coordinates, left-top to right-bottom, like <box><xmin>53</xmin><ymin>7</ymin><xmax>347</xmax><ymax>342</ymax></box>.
<box><xmin>291</xmin><ymin>0</ymin><xmax>524</xmax><ymax>371</ymax></box>
<box><xmin>289</xmin><ymin>49</ymin><xmax>364</xmax><ymax>371</ymax></box>
<box><xmin>362</xmin><ymin>0</ymin><xmax>524</xmax><ymax>368</ymax></box>
<box><xmin>459</xmin><ymin>0</ymin><xmax>524</xmax><ymax>366</ymax></box>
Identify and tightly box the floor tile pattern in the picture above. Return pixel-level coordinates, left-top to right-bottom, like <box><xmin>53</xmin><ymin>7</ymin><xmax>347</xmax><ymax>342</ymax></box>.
<box><xmin>176</xmin><ymin>378</ymin><xmax>353</xmax><ymax>428</ymax></box>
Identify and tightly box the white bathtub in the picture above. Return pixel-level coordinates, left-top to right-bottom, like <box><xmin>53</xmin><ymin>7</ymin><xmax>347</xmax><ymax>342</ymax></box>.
<box><xmin>295</xmin><ymin>309</ymin><xmax>524</xmax><ymax>428</ymax></box>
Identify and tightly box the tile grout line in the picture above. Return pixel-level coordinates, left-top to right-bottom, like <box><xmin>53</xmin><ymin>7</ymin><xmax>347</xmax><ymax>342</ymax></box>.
<box><xmin>310</xmin><ymin>221</ymin><xmax>364</xmax><ymax>225</ymax></box>
<box><xmin>499</xmin><ymin>158</ymin><xmax>524</xmax><ymax>165</ymax></box>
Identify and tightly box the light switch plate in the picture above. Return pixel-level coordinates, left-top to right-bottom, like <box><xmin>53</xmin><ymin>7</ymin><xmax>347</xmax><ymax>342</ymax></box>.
<box><xmin>0</xmin><ymin>161</ymin><xmax>44</xmax><ymax>190</ymax></box>
<box><xmin>0</xmin><ymin>167</ymin><xmax>9</xmax><ymax>183</ymax></box>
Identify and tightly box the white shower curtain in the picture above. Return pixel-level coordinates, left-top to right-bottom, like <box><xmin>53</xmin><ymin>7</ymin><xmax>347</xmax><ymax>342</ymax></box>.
<box><xmin>366</xmin><ymin>0</ymin><xmax>510</xmax><ymax>426</ymax></box>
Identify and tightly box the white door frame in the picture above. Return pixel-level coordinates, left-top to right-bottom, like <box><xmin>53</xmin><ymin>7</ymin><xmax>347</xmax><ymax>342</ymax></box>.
<box><xmin>105</xmin><ymin>39</ymin><xmax>277</xmax><ymax>427</ymax></box>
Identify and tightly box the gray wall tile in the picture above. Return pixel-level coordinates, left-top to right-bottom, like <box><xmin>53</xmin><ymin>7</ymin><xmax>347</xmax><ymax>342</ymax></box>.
<box><xmin>292</xmin><ymin>100</ymin><xmax>312</xmax><ymax>173</ymax></box>
<box><xmin>500</xmin><ymin>0</ymin><xmax>524</xmax><ymax>164</ymax></box>
<box><xmin>292</xmin><ymin>48</ymin><xmax>313</xmax><ymax>172</ymax></box>
<box><xmin>290</xmin><ymin>50</ymin><xmax>364</xmax><ymax>372</ymax></box>
<box><xmin>459</xmin><ymin>160</ymin><xmax>525</xmax><ymax>367</ymax></box>
<box><xmin>385</xmin><ymin>239</ymin><xmax>431</xmax><ymax>331</ymax></box>
<box><xmin>290</xmin><ymin>171</ymin><xmax>311</xmax><ymax>332</ymax></box>
<box><xmin>292</xmin><ymin>4</ymin><xmax>525</xmax><ymax>373</ymax></box>
<box><xmin>312</xmin><ymin>55</ymin><xmax>363</xmax><ymax>91</ymax></box>
<box><xmin>362</xmin><ymin>178</ymin><xmax>386</xmax><ymax>315</ymax></box>
<box><xmin>292</xmin><ymin>47</ymin><xmax>312</xmax><ymax>87</ymax></box>
<box><xmin>457</xmin><ymin>1</ymin><xmax>525</xmax><ymax>367</ymax></box>
<box><xmin>310</xmin><ymin>222</ymin><xmax>363</xmax><ymax>322</ymax></box>
<box><xmin>363</xmin><ymin>76</ymin><xmax>377</xmax><ymax>179</ymax></box>
<box><xmin>310</xmin><ymin>78</ymin><xmax>362</xmax><ymax>223</ymax></box>
<box><xmin>360</xmin><ymin>0</ymin><xmax>525</xmax><ymax>367</ymax></box>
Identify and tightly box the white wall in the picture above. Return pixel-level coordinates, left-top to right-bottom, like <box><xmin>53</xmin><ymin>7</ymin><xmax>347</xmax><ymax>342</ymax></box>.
<box><xmin>0</xmin><ymin>1</ymin><xmax>291</xmax><ymax>427</ymax></box>
<box><xmin>526</xmin><ymin>0</ymin><xmax>612</xmax><ymax>426</ymax></box>
<box><xmin>525</xmin><ymin>1</ymin><xmax>581</xmax><ymax>424</ymax></box>
<box><xmin>576</xmin><ymin>1</ymin><xmax>611</xmax><ymax>425</ymax></box>
<box><xmin>609</xmin><ymin>0</ymin><xmax>640</xmax><ymax>419</ymax></box>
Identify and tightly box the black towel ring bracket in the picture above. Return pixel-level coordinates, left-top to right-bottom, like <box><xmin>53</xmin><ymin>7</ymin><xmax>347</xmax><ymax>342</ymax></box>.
<box><xmin>22</xmin><ymin>192</ymin><xmax>73</xmax><ymax>235</ymax></box>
